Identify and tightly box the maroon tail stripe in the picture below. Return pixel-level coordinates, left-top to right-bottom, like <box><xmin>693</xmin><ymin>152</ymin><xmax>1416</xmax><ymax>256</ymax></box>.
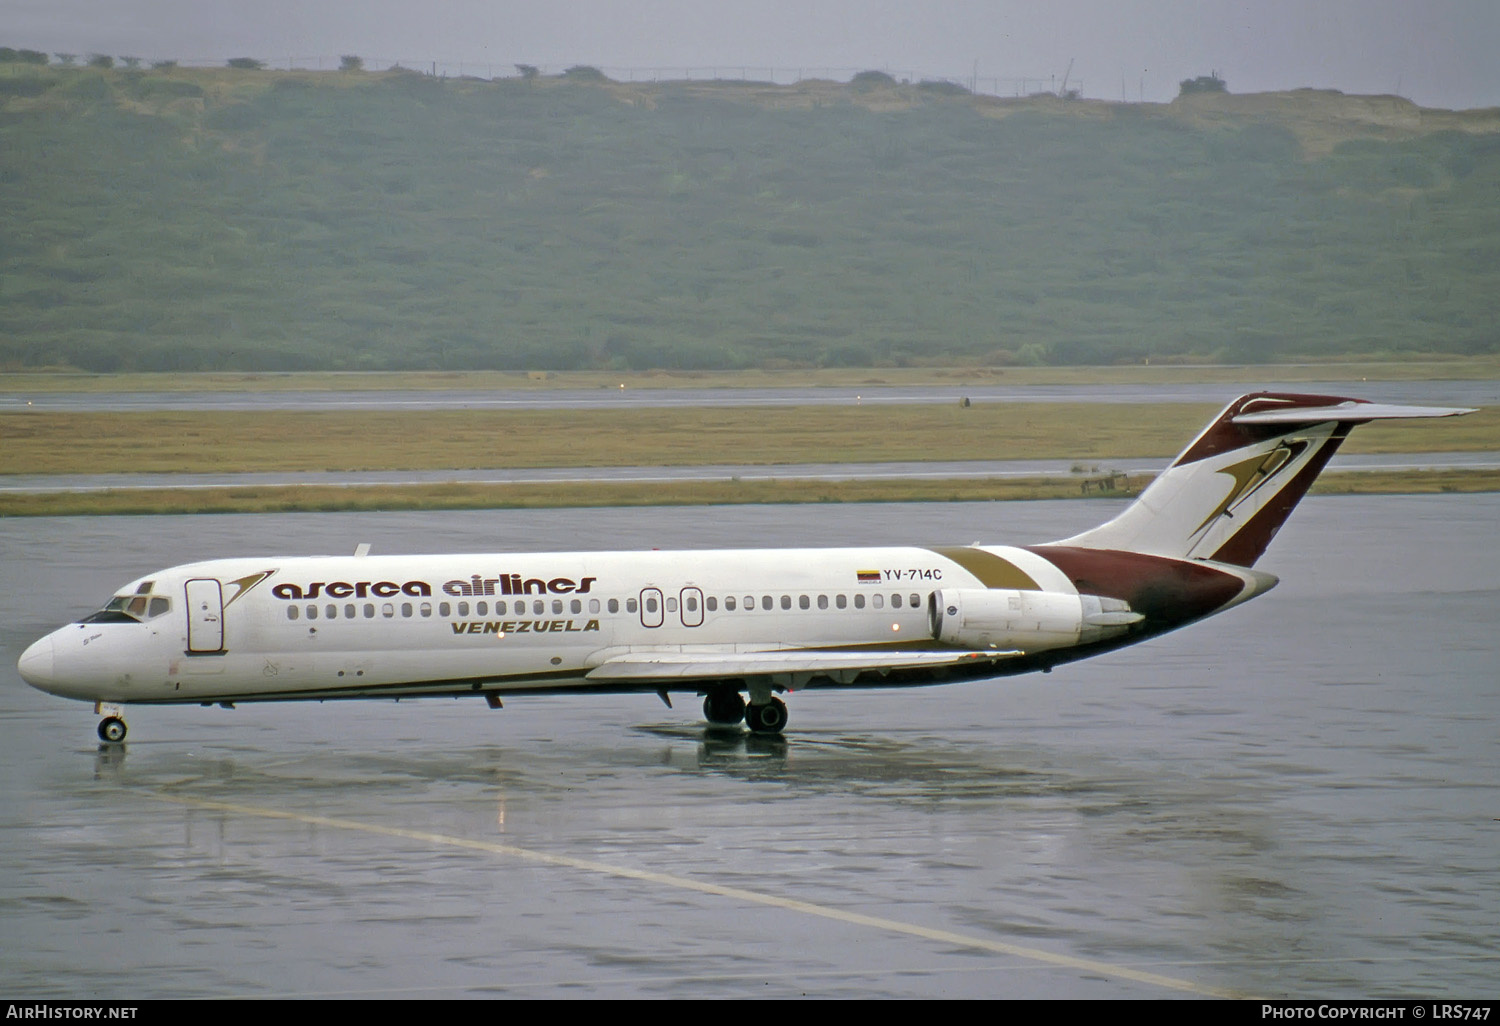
<box><xmin>1208</xmin><ymin>428</ymin><xmax>1348</xmax><ymax>567</ymax></box>
<box><xmin>1176</xmin><ymin>392</ymin><xmax>1361</xmax><ymax>466</ymax></box>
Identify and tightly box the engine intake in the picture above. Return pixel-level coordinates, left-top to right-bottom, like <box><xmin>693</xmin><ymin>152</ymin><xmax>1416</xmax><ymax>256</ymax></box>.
<box><xmin>928</xmin><ymin>589</ymin><xmax>1142</xmax><ymax>653</ymax></box>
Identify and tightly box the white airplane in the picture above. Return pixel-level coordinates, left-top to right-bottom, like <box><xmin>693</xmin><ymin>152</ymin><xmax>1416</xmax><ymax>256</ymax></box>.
<box><xmin>18</xmin><ymin>392</ymin><xmax>1474</xmax><ymax>742</ymax></box>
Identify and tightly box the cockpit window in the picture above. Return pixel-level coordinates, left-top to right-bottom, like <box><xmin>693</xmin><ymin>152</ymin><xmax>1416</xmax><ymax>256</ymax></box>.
<box><xmin>78</xmin><ymin>590</ymin><xmax>171</xmax><ymax>625</ymax></box>
<box><xmin>79</xmin><ymin>596</ymin><xmax>141</xmax><ymax>624</ymax></box>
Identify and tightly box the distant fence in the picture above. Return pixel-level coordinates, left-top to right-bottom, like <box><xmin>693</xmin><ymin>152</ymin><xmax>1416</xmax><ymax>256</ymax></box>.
<box><xmin>40</xmin><ymin>54</ymin><xmax>1081</xmax><ymax>98</ymax></box>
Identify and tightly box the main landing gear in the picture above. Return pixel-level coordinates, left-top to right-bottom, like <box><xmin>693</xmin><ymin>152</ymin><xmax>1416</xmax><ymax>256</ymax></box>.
<box><xmin>703</xmin><ymin>687</ymin><xmax>746</xmax><ymax>726</ymax></box>
<box><xmin>702</xmin><ymin>687</ymin><xmax>787</xmax><ymax>734</ymax></box>
<box><xmin>744</xmin><ymin>697</ymin><xmax>788</xmax><ymax>735</ymax></box>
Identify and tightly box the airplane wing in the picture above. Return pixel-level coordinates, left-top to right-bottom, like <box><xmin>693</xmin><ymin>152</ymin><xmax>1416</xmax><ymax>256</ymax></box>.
<box><xmin>585</xmin><ymin>647</ymin><xmax>1023</xmax><ymax>686</ymax></box>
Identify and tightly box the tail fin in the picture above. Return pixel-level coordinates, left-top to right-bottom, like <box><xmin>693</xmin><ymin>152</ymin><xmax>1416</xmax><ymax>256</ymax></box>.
<box><xmin>1054</xmin><ymin>392</ymin><xmax>1475</xmax><ymax>567</ymax></box>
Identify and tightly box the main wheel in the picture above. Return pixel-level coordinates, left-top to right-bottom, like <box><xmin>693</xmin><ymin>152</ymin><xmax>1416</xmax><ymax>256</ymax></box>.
<box><xmin>744</xmin><ymin>696</ymin><xmax>787</xmax><ymax>734</ymax></box>
<box><xmin>97</xmin><ymin>716</ymin><xmax>127</xmax><ymax>743</ymax></box>
<box><xmin>703</xmin><ymin>688</ymin><xmax>747</xmax><ymax>725</ymax></box>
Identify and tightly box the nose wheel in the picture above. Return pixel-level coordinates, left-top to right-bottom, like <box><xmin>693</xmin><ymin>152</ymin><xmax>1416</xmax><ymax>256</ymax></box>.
<box><xmin>97</xmin><ymin>716</ymin><xmax>128</xmax><ymax>744</ymax></box>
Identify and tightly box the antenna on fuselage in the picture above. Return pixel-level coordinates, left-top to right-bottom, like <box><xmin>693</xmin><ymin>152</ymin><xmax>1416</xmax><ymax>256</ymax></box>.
<box><xmin>354</xmin><ymin>543</ymin><xmax>372</xmax><ymax>557</ymax></box>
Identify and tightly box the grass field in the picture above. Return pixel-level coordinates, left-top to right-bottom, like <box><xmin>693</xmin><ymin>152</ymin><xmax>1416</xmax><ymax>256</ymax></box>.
<box><xmin>1</xmin><ymin>397</ymin><xmax>1494</xmax><ymax>515</ymax></box>
<box><xmin>4</xmin><ymin>468</ymin><xmax>1496</xmax><ymax>518</ymax></box>
<box><xmin>2</xmin><ymin>403</ymin><xmax>1493</xmax><ymax>477</ymax></box>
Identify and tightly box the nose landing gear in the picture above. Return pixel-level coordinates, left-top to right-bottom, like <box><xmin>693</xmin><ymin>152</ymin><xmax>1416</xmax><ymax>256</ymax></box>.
<box><xmin>94</xmin><ymin>702</ymin><xmax>128</xmax><ymax>743</ymax></box>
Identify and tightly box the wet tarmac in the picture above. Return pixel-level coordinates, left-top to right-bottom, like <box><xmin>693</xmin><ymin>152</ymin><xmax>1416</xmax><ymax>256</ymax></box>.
<box><xmin>2</xmin><ymin>497</ymin><xmax>1496</xmax><ymax>998</ymax></box>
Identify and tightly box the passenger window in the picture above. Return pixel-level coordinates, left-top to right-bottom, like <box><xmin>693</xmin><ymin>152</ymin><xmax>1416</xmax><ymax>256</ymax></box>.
<box><xmin>382</xmin><ymin>603</ymin><xmax>394</xmax><ymax>618</ymax></box>
<box><xmin>326</xmin><ymin>604</ymin><xmax>337</xmax><ymax>619</ymax></box>
<box><xmin>364</xmin><ymin>604</ymin><xmax>375</xmax><ymax>618</ymax></box>
<box><xmin>910</xmin><ymin>594</ymin><xmax>920</xmax><ymax>608</ymax></box>
<box><xmin>589</xmin><ymin>599</ymin><xmax>600</xmax><ymax>613</ymax></box>
<box><xmin>288</xmin><ymin>606</ymin><xmax>299</xmax><ymax>621</ymax></box>
<box><xmin>477</xmin><ymin>601</ymin><xmax>488</xmax><ymax>615</ymax></box>
<box><xmin>344</xmin><ymin>604</ymin><xmax>355</xmax><ymax>619</ymax></box>
<box><xmin>855</xmin><ymin>594</ymin><xmax>866</xmax><ymax>609</ymax></box>
<box><xmin>762</xmin><ymin>596</ymin><xmax>772</xmax><ymax>610</ymax></box>
<box><xmin>646</xmin><ymin>596</ymin><xmax>659</xmax><ymax>613</ymax></box>
<box><xmin>836</xmin><ymin>594</ymin><xmax>847</xmax><ymax>609</ymax></box>
<box><xmin>872</xmin><ymin>595</ymin><xmax>884</xmax><ymax>609</ymax></box>
<box><xmin>798</xmin><ymin>595</ymin><xmax>810</xmax><ymax>610</ymax></box>
<box><xmin>817</xmin><ymin>595</ymin><xmax>828</xmax><ymax>610</ymax></box>
<box><xmin>307</xmin><ymin>605</ymin><xmax>318</xmax><ymax>620</ymax></box>
<box><xmin>706</xmin><ymin>597</ymin><xmax>717</xmax><ymax>612</ymax></box>
<box><xmin>780</xmin><ymin>595</ymin><xmax>791</xmax><ymax>610</ymax></box>
<box><xmin>686</xmin><ymin>595</ymin><xmax>698</xmax><ymax>612</ymax></box>
<box><xmin>457</xmin><ymin>601</ymin><xmax>469</xmax><ymax>617</ymax></box>
<box><xmin>892</xmin><ymin>594</ymin><xmax>903</xmax><ymax>609</ymax></box>
<box><xmin>532</xmin><ymin>600</ymin><xmax>544</xmax><ymax>615</ymax></box>
<box><xmin>420</xmin><ymin>602</ymin><xmax>432</xmax><ymax>617</ymax></box>
<box><xmin>571</xmin><ymin>599</ymin><xmax>582</xmax><ymax>614</ymax></box>
<box><xmin>627</xmin><ymin>598</ymin><xmax>638</xmax><ymax>613</ymax></box>
<box><xmin>440</xmin><ymin>602</ymin><xmax>452</xmax><ymax>617</ymax></box>
<box><xmin>725</xmin><ymin>596</ymin><xmax>736</xmax><ymax>611</ymax></box>
<box><xmin>552</xmin><ymin>599</ymin><xmax>563</xmax><ymax>614</ymax></box>
<box><xmin>609</xmin><ymin>598</ymin><xmax>620</xmax><ymax>613</ymax></box>
<box><xmin>401</xmin><ymin>602</ymin><xmax>413</xmax><ymax>617</ymax></box>
<box><xmin>667</xmin><ymin>597</ymin><xmax>678</xmax><ymax>613</ymax></box>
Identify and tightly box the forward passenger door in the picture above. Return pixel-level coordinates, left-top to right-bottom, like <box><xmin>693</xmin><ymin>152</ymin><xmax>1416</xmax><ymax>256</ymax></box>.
<box><xmin>185</xmin><ymin>578</ymin><xmax>225</xmax><ymax>654</ymax></box>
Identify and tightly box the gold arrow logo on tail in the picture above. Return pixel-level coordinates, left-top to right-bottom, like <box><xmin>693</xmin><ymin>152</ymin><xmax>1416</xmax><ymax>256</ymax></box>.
<box><xmin>1191</xmin><ymin>441</ymin><xmax>1306</xmax><ymax>538</ymax></box>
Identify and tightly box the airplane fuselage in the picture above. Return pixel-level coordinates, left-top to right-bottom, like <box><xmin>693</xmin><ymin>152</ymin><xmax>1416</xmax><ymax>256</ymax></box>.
<box><xmin>21</xmin><ymin>543</ymin><xmax>1269</xmax><ymax>708</ymax></box>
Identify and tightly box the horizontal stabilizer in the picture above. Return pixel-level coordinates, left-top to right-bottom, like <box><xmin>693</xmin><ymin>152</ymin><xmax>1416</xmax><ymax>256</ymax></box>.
<box><xmin>1233</xmin><ymin>400</ymin><xmax>1476</xmax><ymax>424</ymax></box>
<box><xmin>586</xmin><ymin>647</ymin><xmax>1021</xmax><ymax>683</ymax></box>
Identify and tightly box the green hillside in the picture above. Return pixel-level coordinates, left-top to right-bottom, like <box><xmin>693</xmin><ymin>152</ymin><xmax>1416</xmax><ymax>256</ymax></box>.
<box><xmin>2</xmin><ymin>64</ymin><xmax>1498</xmax><ymax>372</ymax></box>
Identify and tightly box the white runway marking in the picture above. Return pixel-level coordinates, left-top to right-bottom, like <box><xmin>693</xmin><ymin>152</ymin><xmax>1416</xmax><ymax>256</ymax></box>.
<box><xmin>146</xmin><ymin>788</ymin><xmax>1245</xmax><ymax>998</ymax></box>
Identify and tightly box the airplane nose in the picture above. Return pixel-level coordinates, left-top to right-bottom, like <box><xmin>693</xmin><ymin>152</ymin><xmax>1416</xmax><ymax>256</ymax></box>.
<box><xmin>18</xmin><ymin>636</ymin><xmax>55</xmax><ymax>690</ymax></box>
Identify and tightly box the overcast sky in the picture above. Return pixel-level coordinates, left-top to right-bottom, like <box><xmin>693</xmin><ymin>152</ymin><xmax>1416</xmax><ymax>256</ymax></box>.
<box><xmin>4</xmin><ymin>0</ymin><xmax>1497</xmax><ymax>109</ymax></box>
